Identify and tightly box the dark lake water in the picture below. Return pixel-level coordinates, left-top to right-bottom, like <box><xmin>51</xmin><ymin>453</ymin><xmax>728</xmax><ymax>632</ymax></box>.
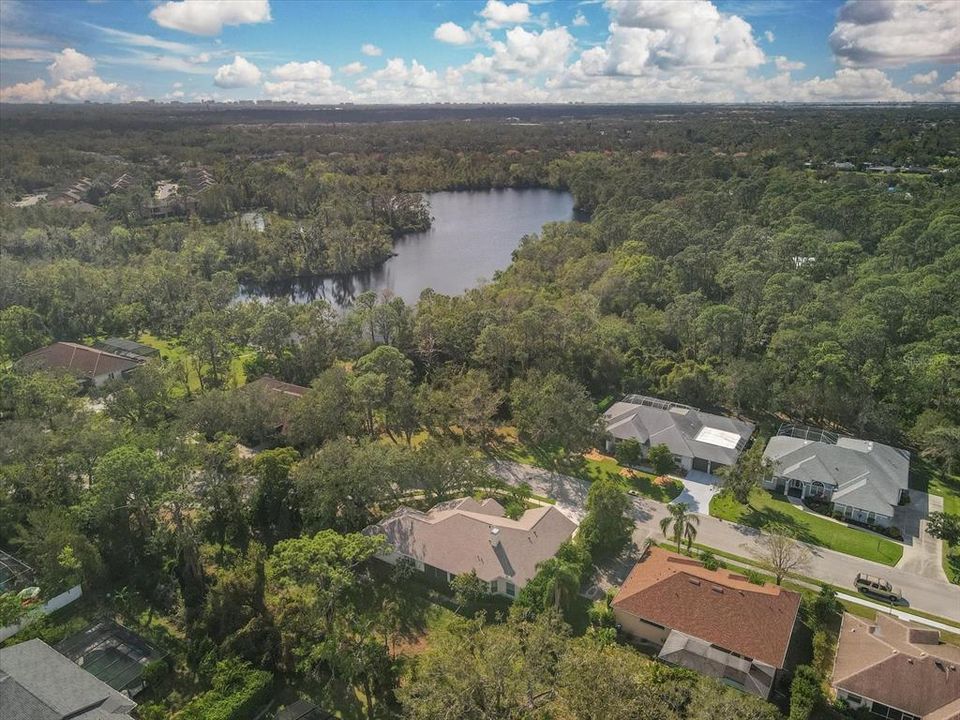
<box><xmin>239</xmin><ymin>188</ymin><xmax>576</xmax><ymax>308</ymax></box>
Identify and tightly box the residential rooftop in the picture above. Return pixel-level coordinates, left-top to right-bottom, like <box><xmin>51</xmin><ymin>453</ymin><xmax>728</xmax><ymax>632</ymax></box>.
<box><xmin>0</xmin><ymin>638</ymin><xmax>136</xmax><ymax>720</ymax></box>
<box><xmin>611</xmin><ymin>546</ymin><xmax>801</xmax><ymax>669</ymax></box>
<box><xmin>18</xmin><ymin>342</ymin><xmax>142</xmax><ymax>381</ymax></box>
<box><xmin>369</xmin><ymin>497</ymin><xmax>577</xmax><ymax>586</ymax></box>
<box><xmin>833</xmin><ymin>612</ymin><xmax>960</xmax><ymax>719</ymax></box>
<box><xmin>764</xmin><ymin>430</ymin><xmax>910</xmax><ymax>516</ymax></box>
<box><xmin>244</xmin><ymin>376</ymin><xmax>310</xmax><ymax>399</ymax></box>
<box><xmin>604</xmin><ymin>395</ymin><xmax>755</xmax><ymax>467</ymax></box>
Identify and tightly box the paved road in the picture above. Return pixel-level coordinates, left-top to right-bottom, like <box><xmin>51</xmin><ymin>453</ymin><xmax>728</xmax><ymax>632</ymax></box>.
<box><xmin>491</xmin><ymin>460</ymin><xmax>960</xmax><ymax>625</ymax></box>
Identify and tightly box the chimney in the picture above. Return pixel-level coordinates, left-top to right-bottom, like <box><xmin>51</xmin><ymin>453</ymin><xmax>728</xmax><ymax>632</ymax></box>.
<box><xmin>489</xmin><ymin>527</ymin><xmax>501</xmax><ymax>547</ymax></box>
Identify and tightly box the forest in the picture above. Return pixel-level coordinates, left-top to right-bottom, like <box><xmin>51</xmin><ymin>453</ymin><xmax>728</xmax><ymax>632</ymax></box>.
<box><xmin>1</xmin><ymin>104</ymin><xmax>958</xmax><ymax>719</ymax></box>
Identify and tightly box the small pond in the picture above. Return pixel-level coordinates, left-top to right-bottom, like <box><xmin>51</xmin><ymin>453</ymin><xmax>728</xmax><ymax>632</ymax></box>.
<box><xmin>239</xmin><ymin>188</ymin><xmax>577</xmax><ymax>308</ymax></box>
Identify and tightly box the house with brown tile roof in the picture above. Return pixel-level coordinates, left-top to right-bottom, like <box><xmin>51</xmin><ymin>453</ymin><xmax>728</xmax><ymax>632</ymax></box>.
<box><xmin>241</xmin><ymin>376</ymin><xmax>310</xmax><ymax>435</ymax></box>
<box><xmin>367</xmin><ymin>497</ymin><xmax>578</xmax><ymax>598</ymax></box>
<box><xmin>832</xmin><ymin>612</ymin><xmax>960</xmax><ymax>720</ymax></box>
<box><xmin>244</xmin><ymin>376</ymin><xmax>309</xmax><ymax>400</ymax></box>
<box><xmin>611</xmin><ymin>545</ymin><xmax>801</xmax><ymax>699</ymax></box>
<box><xmin>18</xmin><ymin>342</ymin><xmax>142</xmax><ymax>387</ymax></box>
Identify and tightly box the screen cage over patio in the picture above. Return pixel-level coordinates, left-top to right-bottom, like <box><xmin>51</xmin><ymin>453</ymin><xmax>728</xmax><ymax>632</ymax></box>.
<box><xmin>0</xmin><ymin>549</ymin><xmax>36</xmax><ymax>593</ymax></box>
<box><xmin>776</xmin><ymin>423</ymin><xmax>839</xmax><ymax>446</ymax></box>
<box><xmin>55</xmin><ymin>619</ymin><xmax>166</xmax><ymax>696</ymax></box>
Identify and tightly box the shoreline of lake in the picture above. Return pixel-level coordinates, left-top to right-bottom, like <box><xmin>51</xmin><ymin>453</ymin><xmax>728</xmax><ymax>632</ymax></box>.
<box><xmin>238</xmin><ymin>188</ymin><xmax>577</xmax><ymax>309</ymax></box>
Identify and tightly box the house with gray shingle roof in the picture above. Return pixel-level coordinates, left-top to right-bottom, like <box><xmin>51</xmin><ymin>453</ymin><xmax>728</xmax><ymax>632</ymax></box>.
<box><xmin>0</xmin><ymin>638</ymin><xmax>136</xmax><ymax>720</ymax></box>
<box><xmin>366</xmin><ymin>497</ymin><xmax>577</xmax><ymax>598</ymax></box>
<box><xmin>763</xmin><ymin>425</ymin><xmax>910</xmax><ymax>528</ymax></box>
<box><xmin>603</xmin><ymin>395</ymin><xmax>755</xmax><ymax>475</ymax></box>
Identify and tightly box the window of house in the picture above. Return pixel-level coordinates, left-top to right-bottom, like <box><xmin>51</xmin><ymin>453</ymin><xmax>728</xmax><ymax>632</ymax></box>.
<box><xmin>843</xmin><ymin>692</ymin><xmax>862</xmax><ymax>703</ymax></box>
<box><xmin>505</xmin><ymin>582</ymin><xmax>515</xmax><ymax>597</ymax></box>
<box><xmin>867</xmin><ymin>511</ymin><xmax>876</xmax><ymax>524</ymax></box>
<box><xmin>489</xmin><ymin>580</ymin><xmax>498</xmax><ymax>594</ymax></box>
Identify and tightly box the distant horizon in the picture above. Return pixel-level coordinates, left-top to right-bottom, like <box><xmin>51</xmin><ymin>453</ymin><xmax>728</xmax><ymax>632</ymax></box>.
<box><xmin>1</xmin><ymin>0</ymin><xmax>957</xmax><ymax>105</ymax></box>
<box><xmin>3</xmin><ymin>99</ymin><xmax>958</xmax><ymax>107</ymax></box>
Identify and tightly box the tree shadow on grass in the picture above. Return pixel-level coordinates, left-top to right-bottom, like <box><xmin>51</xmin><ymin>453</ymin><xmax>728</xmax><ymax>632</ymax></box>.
<box><xmin>739</xmin><ymin>500</ymin><xmax>820</xmax><ymax>546</ymax></box>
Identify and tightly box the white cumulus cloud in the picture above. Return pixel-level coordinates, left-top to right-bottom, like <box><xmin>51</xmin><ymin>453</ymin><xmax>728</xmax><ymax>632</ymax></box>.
<box><xmin>829</xmin><ymin>0</ymin><xmax>959</xmax><ymax>67</ymax></box>
<box><xmin>434</xmin><ymin>21</ymin><xmax>475</xmax><ymax>45</ymax></box>
<box><xmin>340</xmin><ymin>61</ymin><xmax>366</xmax><ymax>75</ymax></box>
<box><xmin>264</xmin><ymin>61</ymin><xmax>347</xmax><ymax>102</ymax></box>
<box><xmin>911</xmin><ymin>70</ymin><xmax>938</xmax><ymax>85</ymax></box>
<box><xmin>764</xmin><ymin>30</ymin><xmax>774</xmax><ymax>43</ymax></box>
<box><xmin>774</xmin><ymin>56</ymin><xmax>805</xmax><ymax>72</ymax></box>
<box><xmin>361</xmin><ymin>43</ymin><xmax>383</xmax><ymax>57</ymax></box>
<box><xmin>480</xmin><ymin>0</ymin><xmax>531</xmax><ymax>28</ymax></box>
<box><xmin>0</xmin><ymin>47</ymin><xmax>123</xmax><ymax>102</ymax></box>
<box><xmin>573</xmin><ymin>11</ymin><xmax>589</xmax><ymax>27</ymax></box>
<box><xmin>213</xmin><ymin>55</ymin><xmax>262</xmax><ymax>88</ymax></box>
<box><xmin>582</xmin><ymin>0</ymin><xmax>765</xmax><ymax>77</ymax></box>
<box><xmin>941</xmin><ymin>71</ymin><xmax>960</xmax><ymax>96</ymax></box>
<box><xmin>150</xmin><ymin>0</ymin><xmax>272</xmax><ymax>36</ymax></box>
<box><xmin>48</xmin><ymin>47</ymin><xmax>97</xmax><ymax>82</ymax></box>
<box><xmin>466</xmin><ymin>26</ymin><xmax>574</xmax><ymax>77</ymax></box>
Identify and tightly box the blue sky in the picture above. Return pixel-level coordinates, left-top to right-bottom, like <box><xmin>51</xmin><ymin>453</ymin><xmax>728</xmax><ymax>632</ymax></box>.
<box><xmin>1</xmin><ymin>0</ymin><xmax>957</xmax><ymax>103</ymax></box>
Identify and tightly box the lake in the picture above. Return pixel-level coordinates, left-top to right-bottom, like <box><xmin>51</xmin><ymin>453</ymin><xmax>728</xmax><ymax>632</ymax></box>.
<box><xmin>239</xmin><ymin>188</ymin><xmax>576</xmax><ymax>308</ymax></box>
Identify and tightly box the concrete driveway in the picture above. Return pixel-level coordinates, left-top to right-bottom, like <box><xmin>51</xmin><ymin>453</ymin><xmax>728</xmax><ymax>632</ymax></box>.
<box><xmin>671</xmin><ymin>469</ymin><xmax>722</xmax><ymax>514</ymax></box>
<box><xmin>896</xmin><ymin>491</ymin><xmax>947</xmax><ymax>582</ymax></box>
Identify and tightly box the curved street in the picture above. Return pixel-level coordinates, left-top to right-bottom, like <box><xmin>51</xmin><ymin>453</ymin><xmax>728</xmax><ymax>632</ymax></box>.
<box><xmin>490</xmin><ymin>459</ymin><xmax>960</xmax><ymax>625</ymax></box>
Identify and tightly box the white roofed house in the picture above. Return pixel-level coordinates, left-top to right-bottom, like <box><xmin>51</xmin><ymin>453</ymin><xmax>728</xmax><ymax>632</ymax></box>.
<box><xmin>365</xmin><ymin>497</ymin><xmax>578</xmax><ymax>599</ymax></box>
<box><xmin>602</xmin><ymin>395</ymin><xmax>755</xmax><ymax>476</ymax></box>
<box><xmin>762</xmin><ymin>425</ymin><xmax>910</xmax><ymax>528</ymax></box>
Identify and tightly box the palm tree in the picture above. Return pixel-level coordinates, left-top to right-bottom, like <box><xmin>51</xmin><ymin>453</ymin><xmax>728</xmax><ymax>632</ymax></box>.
<box><xmin>538</xmin><ymin>557</ymin><xmax>581</xmax><ymax>611</ymax></box>
<box><xmin>660</xmin><ymin>502</ymin><xmax>700</xmax><ymax>553</ymax></box>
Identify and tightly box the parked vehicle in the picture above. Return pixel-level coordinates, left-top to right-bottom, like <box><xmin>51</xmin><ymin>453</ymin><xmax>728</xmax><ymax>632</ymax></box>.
<box><xmin>855</xmin><ymin>573</ymin><xmax>902</xmax><ymax>603</ymax></box>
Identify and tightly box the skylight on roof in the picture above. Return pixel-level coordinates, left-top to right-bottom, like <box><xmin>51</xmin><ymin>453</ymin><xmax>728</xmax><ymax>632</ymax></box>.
<box><xmin>694</xmin><ymin>427</ymin><xmax>741</xmax><ymax>449</ymax></box>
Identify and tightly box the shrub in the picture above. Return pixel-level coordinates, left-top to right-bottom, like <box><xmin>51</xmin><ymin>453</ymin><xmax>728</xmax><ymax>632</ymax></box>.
<box><xmin>699</xmin><ymin>550</ymin><xmax>721</xmax><ymax>571</ymax></box>
<box><xmin>744</xmin><ymin>569</ymin><xmax>766</xmax><ymax>585</ymax></box>
<box><xmin>175</xmin><ymin>658</ymin><xmax>272</xmax><ymax>720</ymax></box>
<box><xmin>809</xmin><ymin>585</ymin><xmax>840</xmax><ymax>628</ymax></box>
<box><xmin>588</xmin><ymin>599</ymin><xmax>615</xmax><ymax>628</ymax></box>
<box><xmin>647</xmin><ymin>444</ymin><xmax>676</xmax><ymax>475</ymax></box>
<box><xmin>811</xmin><ymin>630</ymin><xmax>835</xmax><ymax>677</ymax></box>
<box><xmin>615</xmin><ymin>438</ymin><xmax>642</xmax><ymax>467</ymax></box>
<box><xmin>789</xmin><ymin>664</ymin><xmax>823</xmax><ymax>720</ymax></box>
<box><xmin>885</xmin><ymin>526</ymin><xmax>903</xmax><ymax>540</ymax></box>
<box><xmin>141</xmin><ymin>659</ymin><xmax>170</xmax><ymax>687</ymax></box>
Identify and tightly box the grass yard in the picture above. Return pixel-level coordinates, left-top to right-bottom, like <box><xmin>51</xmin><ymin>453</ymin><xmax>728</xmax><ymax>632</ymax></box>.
<box><xmin>710</xmin><ymin>488</ymin><xmax>904</xmax><ymax>566</ymax></box>
<box><xmin>911</xmin><ymin>461</ymin><xmax>960</xmax><ymax>584</ymax></box>
<box><xmin>486</xmin><ymin>428</ymin><xmax>683</xmax><ymax>503</ymax></box>
<box><xmin>138</xmin><ymin>332</ymin><xmax>253</xmax><ymax>395</ymax></box>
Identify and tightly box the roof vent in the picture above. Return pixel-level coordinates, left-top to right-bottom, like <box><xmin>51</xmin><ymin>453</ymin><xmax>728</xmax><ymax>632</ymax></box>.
<box><xmin>688</xmin><ymin>578</ymin><xmax>701</xmax><ymax>586</ymax></box>
<box><xmin>711</xmin><ymin>586</ymin><xmax>724</xmax><ymax>594</ymax></box>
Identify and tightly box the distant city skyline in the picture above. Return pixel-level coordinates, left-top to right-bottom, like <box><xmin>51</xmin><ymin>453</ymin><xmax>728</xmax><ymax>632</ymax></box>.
<box><xmin>1</xmin><ymin>0</ymin><xmax>957</xmax><ymax>104</ymax></box>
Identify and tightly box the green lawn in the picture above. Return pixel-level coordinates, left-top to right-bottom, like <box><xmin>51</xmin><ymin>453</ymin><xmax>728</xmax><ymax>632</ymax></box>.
<box><xmin>138</xmin><ymin>332</ymin><xmax>253</xmax><ymax>395</ymax></box>
<box><xmin>911</xmin><ymin>461</ymin><xmax>960</xmax><ymax>583</ymax></box>
<box><xmin>709</xmin><ymin>488</ymin><xmax>904</xmax><ymax>566</ymax></box>
<box><xmin>486</xmin><ymin>429</ymin><xmax>683</xmax><ymax>503</ymax></box>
